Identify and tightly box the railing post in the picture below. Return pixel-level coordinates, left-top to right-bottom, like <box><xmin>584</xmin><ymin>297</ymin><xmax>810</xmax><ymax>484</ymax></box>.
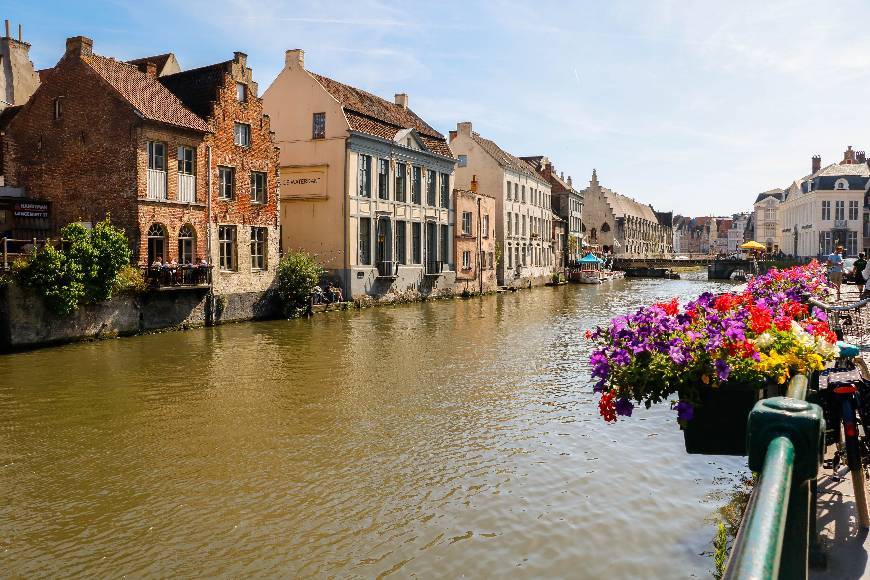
<box><xmin>2</xmin><ymin>237</ymin><xmax>7</xmax><ymax>270</ymax></box>
<box><xmin>741</xmin><ymin>396</ymin><xmax>824</xmax><ymax>580</ymax></box>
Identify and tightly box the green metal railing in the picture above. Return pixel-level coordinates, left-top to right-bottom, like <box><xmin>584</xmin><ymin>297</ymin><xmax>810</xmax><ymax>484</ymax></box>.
<box><xmin>724</xmin><ymin>374</ymin><xmax>824</xmax><ymax>580</ymax></box>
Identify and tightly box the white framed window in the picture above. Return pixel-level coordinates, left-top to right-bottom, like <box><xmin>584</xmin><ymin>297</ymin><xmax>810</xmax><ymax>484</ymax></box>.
<box><xmin>458</xmin><ymin>154</ymin><xmax>467</xmax><ymax>167</ymax></box>
<box><xmin>358</xmin><ymin>154</ymin><xmax>372</xmax><ymax>198</ymax></box>
<box><xmin>507</xmin><ymin>212</ymin><xmax>512</xmax><ymax>236</ymax></box>
<box><xmin>849</xmin><ymin>200</ymin><xmax>859</xmax><ymax>221</ymax></box>
<box><xmin>218</xmin><ymin>225</ymin><xmax>237</xmax><ymax>271</ymax></box>
<box><xmin>835</xmin><ymin>200</ymin><xmax>845</xmax><ymax>221</ymax></box>
<box><xmin>250</xmin><ymin>171</ymin><xmax>267</xmax><ymax>203</ymax></box>
<box><xmin>178</xmin><ymin>224</ymin><xmax>195</xmax><ymax>264</ymax></box>
<box><xmin>821</xmin><ymin>200</ymin><xmax>831</xmax><ymax>220</ymax></box>
<box><xmin>236</xmin><ymin>82</ymin><xmax>247</xmax><ymax>102</ymax></box>
<box><xmin>250</xmin><ymin>227</ymin><xmax>267</xmax><ymax>270</ymax></box>
<box><xmin>462</xmin><ymin>211</ymin><xmax>472</xmax><ymax>235</ymax></box>
<box><xmin>148</xmin><ymin>141</ymin><xmax>166</xmax><ymax>171</ymax></box>
<box><xmin>233</xmin><ymin>122</ymin><xmax>251</xmax><ymax>147</ymax></box>
<box><xmin>482</xmin><ymin>215</ymin><xmax>489</xmax><ymax>238</ymax></box>
<box><xmin>218</xmin><ymin>166</ymin><xmax>235</xmax><ymax>200</ymax></box>
<box><xmin>359</xmin><ymin>217</ymin><xmax>371</xmax><ymax>265</ymax></box>
<box><xmin>378</xmin><ymin>159</ymin><xmax>389</xmax><ymax>200</ymax></box>
<box><xmin>462</xmin><ymin>250</ymin><xmax>471</xmax><ymax>269</ymax></box>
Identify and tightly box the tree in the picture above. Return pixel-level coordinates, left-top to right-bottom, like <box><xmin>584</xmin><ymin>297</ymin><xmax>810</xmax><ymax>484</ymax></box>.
<box><xmin>276</xmin><ymin>250</ymin><xmax>325</xmax><ymax>317</ymax></box>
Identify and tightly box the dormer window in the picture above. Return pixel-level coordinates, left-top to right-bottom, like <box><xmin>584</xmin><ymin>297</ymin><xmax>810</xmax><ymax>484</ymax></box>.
<box><xmin>236</xmin><ymin>82</ymin><xmax>247</xmax><ymax>102</ymax></box>
<box><xmin>835</xmin><ymin>178</ymin><xmax>849</xmax><ymax>190</ymax></box>
<box><xmin>53</xmin><ymin>97</ymin><xmax>64</xmax><ymax>120</ymax></box>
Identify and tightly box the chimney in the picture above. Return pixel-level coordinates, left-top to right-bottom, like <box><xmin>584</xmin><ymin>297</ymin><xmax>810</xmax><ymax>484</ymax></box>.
<box><xmin>394</xmin><ymin>93</ymin><xmax>408</xmax><ymax>109</ymax></box>
<box><xmin>449</xmin><ymin>130</ymin><xmax>457</xmax><ymax>142</ymax></box>
<box><xmin>4</xmin><ymin>20</ymin><xmax>9</xmax><ymax>39</ymax></box>
<box><xmin>457</xmin><ymin>121</ymin><xmax>472</xmax><ymax>137</ymax></box>
<box><xmin>843</xmin><ymin>145</ymin><xmax>856</xmax><ymax>164</ymax></box>
<box><xmin>858</xmin><ymin>151</ymin><xmax>867</xmax><ymax>164</ymax></box>
<box><xmin>285</xmin><ymin>49</ymin><xmax>304</xmax><ymax>69</ymax></box>
<box><xmin>233</xmin><ymin>51</ymin><xmax>247</xmax><ymax>67</ymax></box>
<box><xmin>18</xmin><ymin>23</ymin><xmax>21</xmax><ymax>42</ymax></box>
<box><xmin>567</xmin><ymin>175</ymin><xmax>572</xmax><ymax>187</ymax></box>
<box><xmin>812</xmin><ymin>155</ymin><xmax>821</xmax><ymax>174</ymax></box>
<box><xmin>471</xmin><ymin>175</ymin><xmax>478</xmax><ymax>193</ymax></box>
<box><xmin>65</xmin><ymin>36</ymin><xmax>93</xmax><ymax>57</ymax></box>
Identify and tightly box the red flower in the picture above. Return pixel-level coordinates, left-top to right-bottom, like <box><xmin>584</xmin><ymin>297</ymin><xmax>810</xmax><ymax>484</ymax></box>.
<box><xmin>654</xmin><ymin>298</ymin><xmax>679</xmax><ymax>316</ymax></box>
<box><xmin>774</xmin><ymin>316</ymin><xmax>792</xmax><ymax>331</ymax></box>
<box><xmin>599</xmin><ymin>390</ymin><xmax>618</xmax><ymax>423</ymax></box>
<box><xmin>749</xmin><ymin>305</ymin><xmax>773</xmax><ymax>334</ymax></box>
<box><xmin>783</xmin><ymin>301</ymin><xmax>808</xmax><ymax>320</ymax></box>
<box><xmin>714</xmin><ymin>294</ymin><xmax>738</xmax><ymax>312</ymax></box>
<box><xmin>584</xmin><ymin>329</ymin><xmax>592</xmax><ymax>340</ymax></box>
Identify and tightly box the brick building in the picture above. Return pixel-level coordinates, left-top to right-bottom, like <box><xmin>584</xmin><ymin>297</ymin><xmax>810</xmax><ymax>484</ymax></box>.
<box><xmin>453</xmin><ymin>177</ymin><xmax>497</xmax><ymax>294</ymax></box>
<box><xmin>1</xmin><ymin>36</ymin><xmax>279</xmax><ymax>300</ymax></box>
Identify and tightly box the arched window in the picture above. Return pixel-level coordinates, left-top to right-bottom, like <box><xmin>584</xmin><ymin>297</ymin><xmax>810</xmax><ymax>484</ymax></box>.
<box><xmin>835</xmin><ymin>178</ymin><xmax>849</xmax><ymax>190</ymax></box>
<box><xmin>601</xmin><ymin>223</ymin><xmax>611</xmax><ymax>233</ymax></box>
<box><xmin>178</xmin><ymin>224</ymin><xmax>195</xmax><ymax>264</ymax></box>
<box><xmin>147</xmin><ymin>224</ymin><xmax>167</xmax><ymax>265</ymax></box>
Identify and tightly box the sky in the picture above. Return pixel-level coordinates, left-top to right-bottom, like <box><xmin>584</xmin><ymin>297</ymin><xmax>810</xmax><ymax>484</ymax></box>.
<box><xmin>7</xmin><ymin>0</ymin><xmax>870</xmax><ymax>216</ymax></box>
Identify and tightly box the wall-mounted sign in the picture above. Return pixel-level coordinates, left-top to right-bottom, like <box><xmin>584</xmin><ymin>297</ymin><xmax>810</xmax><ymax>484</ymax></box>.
<box><xmin>13</xmin><ymin>202</ymin><xmax>50</xmax><ymax>219</ymax></box>
<box><xmin>279</xmin><ymin>165</ymin><xmax>328</xmax><ymax>200</ymax></box>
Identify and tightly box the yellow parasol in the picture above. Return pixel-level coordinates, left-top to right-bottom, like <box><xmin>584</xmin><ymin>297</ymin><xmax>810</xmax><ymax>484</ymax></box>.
<box><xmin>739</xmin><ymin>240</ymin><xmax>766</xmax><ymax>251</ymax></box>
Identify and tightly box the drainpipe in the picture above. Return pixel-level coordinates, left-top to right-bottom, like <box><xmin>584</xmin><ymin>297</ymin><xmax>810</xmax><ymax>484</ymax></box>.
<box><xmin>478</xmin><ymin>196</ymin><xmax>483</xmax><ymax>294</ymax></box>
<box><xmin>206</xmin><ymin>144</ymin><xmax>214</xmax><ymax>324</ymax></box>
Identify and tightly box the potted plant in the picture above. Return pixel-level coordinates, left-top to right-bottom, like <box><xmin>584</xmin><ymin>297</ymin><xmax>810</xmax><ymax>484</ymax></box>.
<box><xmin>588</xmin><ymin>261</ymin><xmax>837</xmax><ymax>455</ymax></box>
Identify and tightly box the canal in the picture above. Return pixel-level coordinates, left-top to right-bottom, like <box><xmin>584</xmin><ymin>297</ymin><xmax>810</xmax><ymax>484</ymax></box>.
<box><xmin>1</xmin><ymin>274</ymin><xmax>745</xmax><ymax>578</ymax></box>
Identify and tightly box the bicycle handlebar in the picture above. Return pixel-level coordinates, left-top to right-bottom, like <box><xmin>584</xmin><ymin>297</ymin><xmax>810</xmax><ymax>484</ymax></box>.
<box><xmin>807</xmin><ymin>296</ymin><xmax>870</xmax><ymax>312</ymax></box>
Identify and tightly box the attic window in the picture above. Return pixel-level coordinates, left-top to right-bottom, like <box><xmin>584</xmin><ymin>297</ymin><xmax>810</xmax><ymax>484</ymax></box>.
<box><xmin>312</xmin><ymin>112</ymin><xmax>325</xmax><ymax>139</ymax></box>
<box><xmin>236</xmin><ymin>82</ymin><xmax>246</xmax><ymax>102</ymax></box>
<box><xmin>458</xmin><ymin>154</ymin><xmax>467</xmax><ymax>167</ymax></box>
<box><xmin>53</xmin><ymin>97</ymin><xmax>64</xmax><ymax>120</ymax></box>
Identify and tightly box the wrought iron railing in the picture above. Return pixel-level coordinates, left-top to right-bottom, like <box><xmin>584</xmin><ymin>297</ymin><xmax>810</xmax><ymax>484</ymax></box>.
<box><xmin>143</xmin><ymin>265</ymin><xmax>212</xmax><ymax>288</ymax></box>
<box><xmin>376</xmin><ymin>260</ymin><xmax>398</xmax><ymax>278</ymax></box>
<box><xmin>425</xmin><ymin>260</ymin><xmax>443</xmax><ymax>276</ymax></box>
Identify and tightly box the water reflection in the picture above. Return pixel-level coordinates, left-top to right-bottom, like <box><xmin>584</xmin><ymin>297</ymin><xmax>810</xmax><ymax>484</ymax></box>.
<box><xmin>0</xmin><ymin>275</ymin><xmax>746</xmax><ymax>577</ymax></box>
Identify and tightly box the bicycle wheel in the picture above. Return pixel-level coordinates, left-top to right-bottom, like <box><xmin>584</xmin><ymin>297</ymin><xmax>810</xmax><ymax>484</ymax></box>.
<box><xmin>841</xmin><ymin>393</ymin><xmax>870</xmax><ymax>529</ymax></box>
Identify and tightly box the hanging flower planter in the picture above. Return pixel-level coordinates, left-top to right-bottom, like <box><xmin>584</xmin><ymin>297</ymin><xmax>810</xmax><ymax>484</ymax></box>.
<box><xmin>587</xmin><ymin>261</ymin><xmax>838</xmax><ymax>456</ymax></box>
<box><xmin>678</xmin><ymin>381</ymin><xmax>768</xmax><ymax>455</ymax></box>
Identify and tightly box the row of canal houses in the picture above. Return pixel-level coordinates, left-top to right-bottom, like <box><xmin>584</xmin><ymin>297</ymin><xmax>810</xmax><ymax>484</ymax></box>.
<box><xmin>0</xmin><ymin>27</ymin><xmax>608</xmax><ymax>308</ymax></box>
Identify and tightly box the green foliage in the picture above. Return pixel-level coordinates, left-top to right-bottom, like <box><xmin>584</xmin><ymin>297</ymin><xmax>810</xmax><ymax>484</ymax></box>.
<box><xmin>18</xmin><ymin>243</ymin><xmax>85</xmax><ymax>315</ymax></box>
<box><xmin>712</xmin><ymin>522</ymin><xmax>728</xmax><ymax>579</ymax></box>
<box><xmin>112</xmin><ymin>264</ymin><xmax>147</xmax><ymax>295</ymax></box>
<box><xmin>17</xmin><ymin>216</ymin><xmax>131</xmax><ymax>315</ymax></box>
<box><xmin>277</xmin><ymin>250</ymin><xmax>324</xmax><ymax>317</ymax></box>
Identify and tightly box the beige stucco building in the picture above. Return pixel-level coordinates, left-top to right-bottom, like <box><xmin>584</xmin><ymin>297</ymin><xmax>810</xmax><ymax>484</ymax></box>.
<box><xmin>263</xmin><ymin>49</ymin><xmax>456</xmax><ymax>300</ymax></box>
<box><xmin>580</xmin><ymin>170</ymin><xmax>672</xmax><ymax>256</ymax></box>
<box><xmin>779</xmin><ymin>148</ymin><xmax>868</xmax><ymax>257</ymax></box>
<box><xmin>453</xmin><ymin>180</ymin><xmax>497</xmax><ymax>294</ymax></box>
<box><xmin>448</xmin><ymin>122</ymin><xmax>554</xmax><ymax>287</ymax></box>
<box><xmin>753</xmin><ymin>189</ymin><xmax>784</xmax><ymax>252</ymax></box>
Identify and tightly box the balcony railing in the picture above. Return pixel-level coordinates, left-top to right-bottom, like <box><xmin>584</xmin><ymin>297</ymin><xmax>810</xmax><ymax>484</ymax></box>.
<box><xmin>147</xmin><ymin>169</ymin><xmax>167</xmax><ymax>200</ymax></box>
<box><xmin>377</xmin><ymin>260</ymin><xmax>398</xmax><ymax>278</ymax></box>
<box><xmin>178</xmin><ymin>173</ymin><xmax>196</xmax><ymax>203</ymax></box>
<box><xmin>143</xmin><ymin>265</ymin><xmax>212</xmax><ymax>289</ymax></box>
<box><xmin>425</xmin><ymin>260</ymin><xmax>443</xmax><ymax>276</ymax></box>
<box><xmin>833</xmin><ymin>219</ymin><xmax>848</xmax><ymax>229</ymax></box>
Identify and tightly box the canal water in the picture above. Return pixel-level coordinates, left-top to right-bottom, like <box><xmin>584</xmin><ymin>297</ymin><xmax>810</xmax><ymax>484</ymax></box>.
<box><xmin>1</xmin><ymin>274</ymin><xmax>745</xmax><ymax>578</ymax></box>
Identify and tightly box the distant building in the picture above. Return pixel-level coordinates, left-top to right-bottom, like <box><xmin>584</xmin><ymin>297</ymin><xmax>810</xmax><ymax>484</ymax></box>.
<box><xmin>728</xmin><ymin>213</ymin><xmax>750</xmax><ymax>252</ymax></box>
<box><xmin>779</xmin><ymin>147</ymin><xmax>867</xmax><ymax>257</ymax></box>
<box><xmin>453</xmin><ymin>178</ymin><xmax>497</xmax><ymax>294</ymax></box>
<box><xmin>579</xmin><ymin>169</ymin><xmax>672</xmax><ymax>256</ymax></box>
<box><xmin>521</xmin><ymin>156</ymin><xmax>583</xmax><ymax>265</ymax></box>
<box><xmin>0</xmin><ymin>20</ymin><xmax>39</xmax><ymax>115</ymax></box>
<box><xmin>753</xmin><ymin>189</ymin><xmax>784</xmax><ymax>252</ymax></box>
<box><xmin>263</xmin><ymin>49</ymin><xmax>456</xmax><ymax>300</ymax></box>
<box><xmin>449</xmin><ymin>121</ymin><xmax>555</xmax><ymax>287</ymax></box>
<box><xmin>552</xmin><ymin>213</ymin><xmax>567</xmax><ymax>272</ymax></box>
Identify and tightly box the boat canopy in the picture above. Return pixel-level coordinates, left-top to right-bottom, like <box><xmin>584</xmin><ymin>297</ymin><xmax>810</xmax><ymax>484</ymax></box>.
<box><xmin>579</xmin><ymin>253</ymin><xmax>604</xmax><ymax>263</ymax></box>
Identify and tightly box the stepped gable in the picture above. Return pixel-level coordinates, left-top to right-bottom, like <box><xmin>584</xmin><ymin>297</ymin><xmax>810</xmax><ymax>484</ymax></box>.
<box><xmin>159</xmin><ymin>61</ymin><xmax>232</xmax><ymax>121</ymax></box>
<box><xmin>81</xmin><ymin>52</ymin><xmax>209</xmax><ymax>132</ymax></box>
<box><xmin>309</xmin><ymin>72</ymin><xmax>452</xmax><ymax>158</ymax></box>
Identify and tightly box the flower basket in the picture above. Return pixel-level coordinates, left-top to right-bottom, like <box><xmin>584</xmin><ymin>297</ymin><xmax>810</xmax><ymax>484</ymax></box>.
<box><xmin>679</xmin><ymin>382</ymin><xmax>767</xmax><ymax>456</ymax></box>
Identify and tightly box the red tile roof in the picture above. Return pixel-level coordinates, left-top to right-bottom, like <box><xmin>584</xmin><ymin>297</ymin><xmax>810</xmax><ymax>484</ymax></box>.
<box><xmin>309</xmin><ymin>72</ymin><xmax>452</xmax><ymax>158</ymax></box>
<box><xmin>81</xmin><ymin>53</ymin><xmax>210</xmax><ymax>132</ymax></box>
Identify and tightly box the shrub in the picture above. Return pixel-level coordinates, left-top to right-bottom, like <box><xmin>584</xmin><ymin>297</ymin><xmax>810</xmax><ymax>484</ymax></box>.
<box><xmin>277</xmin><ymin>250</ymin><xmax>324</xmax><ymax>317</ymax></box>
<box><xmin>112</xmin><ymin>264</ymin><xmax>147</xmax><ymax>295</ymax></box>
<box><xmin>18</xmin><ymin>216</ymin><xmax>132</xmax><ymax>315</ymax></box>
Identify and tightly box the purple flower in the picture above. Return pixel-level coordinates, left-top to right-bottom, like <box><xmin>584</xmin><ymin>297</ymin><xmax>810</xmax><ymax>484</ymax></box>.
<box><xmin>812</xmin><ymin>307</ymin><xmax>828</xmax><ymax>322</ymax></box>
<box><xmin>675</xmin><ymin>401</ymin><xmax>695</xmax><ymax>422</ymax></box>
<box><xmin>715</xmin><ymin>359</ymin><xmax>731</xmax><ymax>382</ymax></box>
<box><xmin>611</xmin><ymin>348</ymin><xmax>630</xmax><ymax>366</ymax></box>
<box><xmin>723</xmin><ymin>321</ymin><xmax>745</xmax><ymax>342</ymax></box>
<box><xmin>593</xmin><ymin>379</ymin><xmax>606</xmax><ymax>393</ymax></box>
<box><xmin>615</xmin><ymin>397</ymin><xmax>634</xmax><ymax>417</ymax></box>
<box><xmin>669</xmin><ymin>345</ymin><xmax>687</xmax><ymax>365</ymax></box>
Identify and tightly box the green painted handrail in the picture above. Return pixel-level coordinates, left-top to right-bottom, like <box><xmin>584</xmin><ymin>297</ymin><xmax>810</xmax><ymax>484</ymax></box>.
<box><xmin>723</xmin><ymin>373</ymin><xmax>824</xmax><ymax>580</ymax></box>
<box><xmin>724</xmin><ymin>436</ymin><xmax>794</xmax><ymax>579</ymax></box>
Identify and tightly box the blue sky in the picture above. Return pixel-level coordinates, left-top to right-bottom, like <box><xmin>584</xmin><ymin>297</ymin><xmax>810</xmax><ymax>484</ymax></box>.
<box><xmin>8</xmin><ymin>0</ymin><xmax>870</xmax><ymax>216</ymax></box>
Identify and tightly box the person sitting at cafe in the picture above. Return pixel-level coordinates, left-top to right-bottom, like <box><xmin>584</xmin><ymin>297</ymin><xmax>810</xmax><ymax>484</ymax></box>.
<box><xmin>151</xmin><ymin>257</ymin><xmax>162</xmax><ymax>269</ymax></box>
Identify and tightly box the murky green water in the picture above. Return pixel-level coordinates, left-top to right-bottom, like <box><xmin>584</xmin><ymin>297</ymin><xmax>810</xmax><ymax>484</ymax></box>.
<box><xmin>0</xmin><ymin>273</ymin><xmax>745</xmax><ymax>578</ymax></box>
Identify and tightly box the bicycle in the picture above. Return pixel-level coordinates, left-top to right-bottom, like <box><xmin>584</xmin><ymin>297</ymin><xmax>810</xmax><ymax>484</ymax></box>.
<box><xmin>808</xmin><ymin>296</ymin><xmax>870</xmax><ymax>529</ymax></box>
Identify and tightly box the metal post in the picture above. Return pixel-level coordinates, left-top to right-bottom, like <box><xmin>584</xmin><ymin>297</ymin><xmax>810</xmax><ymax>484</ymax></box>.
<box><xmin>2</xmin><ymin>237</ymin><xmax>6</xmax><ymax>270</ymax></box>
